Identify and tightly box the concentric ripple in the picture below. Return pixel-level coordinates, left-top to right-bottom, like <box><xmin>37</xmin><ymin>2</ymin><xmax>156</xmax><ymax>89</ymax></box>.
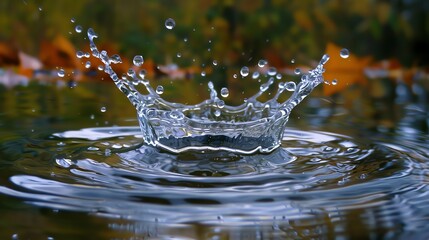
<box><xmin>1</xmin><ymin>127</ymin><xmax>429</xmax><ymax>238</ymax></box>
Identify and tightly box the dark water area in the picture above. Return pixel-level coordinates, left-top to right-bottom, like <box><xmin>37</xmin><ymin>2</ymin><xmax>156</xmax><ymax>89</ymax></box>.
<box><xmin>0</xmin><ymin>80</ymin><xmax>428</xmax><ymax>239</ymax></box>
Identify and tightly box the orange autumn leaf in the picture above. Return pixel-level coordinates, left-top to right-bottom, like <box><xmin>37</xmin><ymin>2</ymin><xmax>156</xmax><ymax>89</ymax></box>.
<box><xmin>323</xmin><ymin>43</ymin><xmax>372</xmax><ymax>96</ymax></box>
<box><xmin>40</xmin><ymin>35</ymin><xmax>80</xmax><ymax>70</ymax></box>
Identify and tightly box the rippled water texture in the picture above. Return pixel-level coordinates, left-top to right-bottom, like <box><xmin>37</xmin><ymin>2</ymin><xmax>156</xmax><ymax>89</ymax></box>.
<box><xmin>1</xmin><ymin>123</ymin><xmax>429</xmax><ymax>239</ymax></box>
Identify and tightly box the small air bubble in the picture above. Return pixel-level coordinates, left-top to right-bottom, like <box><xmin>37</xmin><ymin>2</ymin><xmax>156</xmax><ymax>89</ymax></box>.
<box><xmin>240</xmin><ymin>66</ymin><xmax>249</xmax><ymax>77</ymax></box>
<box><xmin>165</xmin><ymin>18</ymin><xmax>176</xmax><ymax>30</ymax></box>
<box><xmin>156</xmin><ymin>85</ymin><xmax>164</xmax><ymax>94</ymax></box>
<box><xmin>57</xmin><ymin>69</ymin><xmax>65</xmax><ymax>77</ymax></box>
<box><xmin>340</xmin><ymin>48</ymin><xmax>350</xmax><ymax>59</ymax></box>
<box><xmin>133</xmin><ymin>55</ymin><xmax>144</xmax><ymax>66</ymax></box>
<box><xmin>220</xmin><ymin>87</ymin><xmax>229</xmax><ymax>97</ymax></box>
<box><xmin>75</xmin><ymin>25</ymin><xmax>82</xmax><ymax>33</ymax></box>
<box><xmin>100</xmin><ymin>107</ymin><xmax>106</xmax><ymax>112</ymax></box>
<box><xmin>258</xmin><ymin>59</ymin><xmax>267</xmax><ymax>68</ymax></box>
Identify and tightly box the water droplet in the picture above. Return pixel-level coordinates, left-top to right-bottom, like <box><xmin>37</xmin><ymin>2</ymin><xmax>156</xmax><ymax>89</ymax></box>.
<box><xmin>233</xmin><ymin>74</ymin><xmax>237</xmax><ymax>79</ymax></box>
<box><xmin>57</xmin><ymin>69</ymin><xmax>65</xmax><ymax>77</ymax></box>
<box><xmin>201</xmin><ymin>71</ymin><xmax>206</xmax><ymax>77</ymax></box>
<box><xmin>90</xmin><ymin>114</ymin><xmax>95</xmax><ymax>119</ymax></box>
<box><xmin>38</xmin><ymin>6</ymin><xmax>42</xmax><ymax>11</ymax></box>
<box><xmin>285</xmin><ymin>81</ymin><xmax>296</xmax><ymax>91</ymax></box>
<box><xmin>87</xmin><ymin>28</ymin><xmax>98</xmax><ymax>41</ymax></box>
<box><xmin>276</xmin><ymin>73</ymin><xmax>282</xmax><ymax>80</ymax></box>
<box><xmin>75</xmin><ymin>25</ymin><xmax>82</xmax><ymax>33</ymax></box>
<box><xmin>165</xmin><ymin>18</ymin><xmax>176</xmax><ymax>30</ymax></box>
<box><xmin>214</xmin><ymin>110</ymin><xmax>221</xmax><ymax>117</ymax></box>
<box><xmin>127</xmin><ymin>68</ymin><xmax>135</xmax><ymax>77</ymax></box>
<box><xmin>133</xmin><ymin>55</ymin><xmax>144</xmax><ymax>66</ymax></box>
<box><xmin>212</xmin><ymin>60</ymin><xmax>218</xmax><ymax>66</ymax></box>
<box><xmin>76</xmin><ymin>51</ymin><xmax>84</xmax><ymax>58</ymax></box>
<box><xmin>100</xmin><ymin>107</ymin><xmax>106</xmax><ymax>112</ymax></box>
<box><xmin>110</xmin><ymin>54</ymin><xmax>122</xmax><ymax>64</ymax></box>
<box><xmin>332</xmin><ymin>79</ymin><xmax>338</xmax><ymax>85</ymax></box>
<box><xmin>340</xmin><ymin>48</ymin><xmax>350</xmax><ymax>59</ymax></box>
<box><xmin>294</xmin><ymin>68</ymin><xmax>301</xmax><ymax>75</ymax></box>
<box><xmin>105</xmin><ymin>149</ymin><xmax>111</xmax><ymax>156</ymax></box>
<box><xmin>220</xmin><ymin>87</ymin><xmax>229</xmax><ymax>97</ymax></box>
<box><xmin>183</xmin><ymin>38</ymin><xmax>188</xmax><ymax>42</ymax></box>
<box><xmin>217</xmin><ymin>100</ymin><xmax>225</xmax><ymax>108</ymax></box>
<box><xmin>240</xmin><ymin>66</ymin><xmax>249</xmax><ymax>77</ymax></box>
<box><xmin>267</xmin><ymin>67</ymin><xmax>277</xmax><ymax>76</ymax></box>
<box><xmin>156</xmin><ymin>85</ymin><xmax>164</xmax><ymax>94</ymax></box>
<box><xmin>252</xmin><ymin>71</ymin><xmax>260</xmax><ymax>79</ymax></box>
<box><xmin>139</xmin><ymin>69</ymin><xmax>147</xmax><ymax>79</ymax></box>
<box><xmin>258</xmin><ymin>59</ymin><xmax>267</xmax><ymax>68</ymax></box>
<box><xmin>71</xmin><ymin>18</ymin><xmax>76</xmax><ymax>23</ymax></box>
<box><xmin>87</xmin><ymin>146</ymin><xmax>99</xmax><ymax>151</ymax></box>
<box><xmin>291</xmin><ymin>58</ymin><xmax>295</xmax><ymax>64</ymax></box>
<box><xmin>260</xmin><ymin>83</ymin><xmax>269</xmax><ymax>92</ymax></box>
<box><xmin>98</xmin><ymin>65</ymin><xmax>104</xmax><ymax>71</ymax></box>
<box><xmin>320</xmin><ymin>54</ymin><xmax>330</xmax><ymax>65</ymax></box>
<box><xmin>176</xmin><ymin>53</ymin><xmax>181</xmax><ymax>58</ymax></box>
<box><xmin>57</xmin><ymin>142</ymin><xmax>66</xmax><ymax>146</ymax></box>
<box><xmin>169</xmin><ymin>110</ymin><xmax>184</xmax><ymax>120</ymax></box>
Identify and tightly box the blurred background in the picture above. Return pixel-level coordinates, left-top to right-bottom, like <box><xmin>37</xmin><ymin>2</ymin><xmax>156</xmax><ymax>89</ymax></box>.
<box><xmin>0</xmin><ymin>0</ymin><xmax>428</xmax><ymax>134</ymax></box>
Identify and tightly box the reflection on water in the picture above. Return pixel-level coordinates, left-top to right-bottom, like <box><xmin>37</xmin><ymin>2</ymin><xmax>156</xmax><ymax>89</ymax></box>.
<box><xmin>0</xmin><ymin>82</ymin><xmax>428</xmax><ymax>239</ymax></box>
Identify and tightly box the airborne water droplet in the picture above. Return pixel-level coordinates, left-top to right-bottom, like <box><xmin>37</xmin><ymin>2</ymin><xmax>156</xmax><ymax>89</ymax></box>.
<box><xmin>240</xmin><ymin>66</ymin><xmax>249</xmax><ymax>77</ymax></box>
<box><xmin>332</xmin><ymin>79</ymin><xmax>338</xmax><ymax>85</ymax></box>
<box><xmin>156</xmin><ymin>85</ymin><xmax>164</xmax><ymax>94</ymax></box>
<box><xmin>340</xmin><ymin>48</ymin><xmax>350</xmax><ymax>59</ymax></box>
<box><xmin>220</xmin><ymin>87</ymin><xmax>229</xmax><ymax>97</ymax></box>
<box><xmin>76</xmin><ymin>51</ymin><xmax>84</xmax><ymax>58</ymax></box>
<box><xmin>176</xmin><ymin>53</ymin><xmax>181</xmax><ymax>58</ymax></box>
<box><xmin>165</xmin><ymin>18</ymin><xmax>176</xmax><ymax>30</ymax></box>
<box><xmin>212</xmin><ymin>60</ymin><xmax>218</xmax><ymax>66</ymax></box>
<box><xmin>85</xmin><ymin>61</ymin><xmax>91</xmax><ymax>68</ymax></box>
<box><xmin>133</xmin><ymin>55</ymin><xmax>144</xmax><ymax>66</ymax></box>
<box><xmin>252</xmin><ymin>71</ymin><xmax>260</xmax><ymax>79</ymax></box>
<box><xmin>201</xmin><ymin>71</ymin><xmax>206</xmax><ymax>77</ymax></box>
<box><xmin>267</xmin><ymin>67</ymin><xmax>277</xmax><ymax>76</ymax></box>
<box><xmin>100</xmin><ymin>107</ymin><xmax>106</xmax><ymax>112</ymax></box>
<box><xmin>320</xmin><ymin>54</ymin><xmax>330</xmax><ymax>64</ymax></box>
<box><xmin>58</xmin><ymin>69</ymin><xmax>65</xmax><ymax>77</ymax></box>
<box><xmin>258</xmin><ymin>59</ymin><xmax>267</xmax><ymax>68</ymax></box>
<box><xmin>75</xmin><ymin>25</ymin><xmax>82</xmax><ymax>33</ymax></box>
<box><xmin>294</xmin><ymin>68</ymin><xmax>301</xmax><ymax>75</ymax></box>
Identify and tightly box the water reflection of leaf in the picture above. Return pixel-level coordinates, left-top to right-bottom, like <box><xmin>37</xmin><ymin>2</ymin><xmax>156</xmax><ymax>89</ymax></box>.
<box><xmin>323</xmin><ymin>43</ymin><xmax>372</xmax><ymax>96</ymax></box>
